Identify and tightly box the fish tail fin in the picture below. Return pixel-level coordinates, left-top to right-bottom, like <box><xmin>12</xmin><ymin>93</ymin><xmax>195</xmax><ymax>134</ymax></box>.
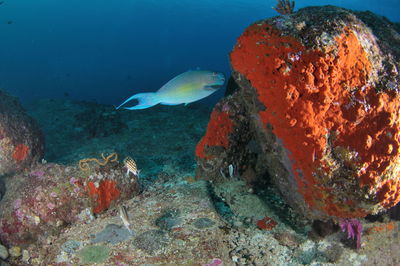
<box><xmin>115</xmin><ymin>92</ymin><xmax>160</xmax><ymax>110</ymax></box>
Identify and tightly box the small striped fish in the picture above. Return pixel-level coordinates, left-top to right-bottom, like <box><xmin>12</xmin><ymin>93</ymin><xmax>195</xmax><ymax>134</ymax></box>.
<box><xmin>119</xmin><ymin>205</ymin><xmax>133</xmax><ymax>234</ymax></box>
<box><xmin>123</xmin><ymin>157</ymin><xmax>139</xmax><ymax>177</ymax></box>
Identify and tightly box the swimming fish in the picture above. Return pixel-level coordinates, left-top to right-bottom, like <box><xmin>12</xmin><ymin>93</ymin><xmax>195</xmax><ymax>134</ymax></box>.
<box><xmin>116</xmin><ymin>70</ymin><xmax>225</xmax><ymax>110</ymax></box>
<box><xmin>119</xmin><ymin>205</ymin><xmax>133</xmax><ymax>234</ymax></box>
<box><xmin>123</xmin><ymin>156</ymin><xmax>139</xmax><ymax>177</ymax></box>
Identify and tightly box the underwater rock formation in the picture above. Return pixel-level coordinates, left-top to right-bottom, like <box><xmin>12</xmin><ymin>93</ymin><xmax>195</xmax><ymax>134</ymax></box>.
<box><xmin>74</xmin><ymin>102</ymin><xmax>127</xmax><ymax>139</ymax></box>
<box><xmin>0</xmin><ymin>158</ymin><xmax>140</xmax><ymax>246</ymax></box>
<box><xmin>0</xmin><ymin>89</ymin><xmax>44</xmax><ymax>176</ymax></box>
<box><xmin>196</xmin><ymin>6</ymin><xmax>400</xmax><ymax>220</ymax></box>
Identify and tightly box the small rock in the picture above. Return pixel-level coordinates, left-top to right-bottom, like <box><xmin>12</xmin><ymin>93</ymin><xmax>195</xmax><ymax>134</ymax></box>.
<box><xmin>133</xmin><ymin>230</ymin><xmax>169</xmax><ymax>254</ymax></box>
<box><xmin>8</xmin><ymin>246</ymin><xmax>21</xmax><ymax>257</ymax></box>
<box><xmin>193</xmin><ymin>217</ymin><xmax>216</xmax><ymax>229</ymax></box>
<box><xmin>61</xmin><ymin>240</ymin><xmax>81</xmax><ymax>254</ymax></box>
<box><xmin>0</xmin><ymin>244</ymin><xmax>8</xmax><ymax>260</ymax></box>
<box><xmin>155</xmin><ymin>209</ymin><xmax>182</xmax><ymax>231</ymax></box>
<box><xmin>21</xmin><ymin>249</ymin><xmax>29</xmax><ymax>263</ymax></box>
<box><xmin>273</xmin><ymin>232</ymin><xmax>301</xmax><ymax>249</ymax></box>
<box><xmin>92</xmin><ymin>224</ymin><xmax>132</xmax><ymax>245</ymax></box>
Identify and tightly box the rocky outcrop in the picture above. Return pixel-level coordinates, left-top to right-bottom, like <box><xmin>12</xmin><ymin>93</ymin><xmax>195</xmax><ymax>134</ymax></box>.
<box><xmin>196</xmin><ymin>6</ymin><xmax>400</xmax><ymax>220</ymax></box>
<box><xmin>0</xmin><ymin>89</ymin><xmax>44</xmax><ymax>176</ymax></box>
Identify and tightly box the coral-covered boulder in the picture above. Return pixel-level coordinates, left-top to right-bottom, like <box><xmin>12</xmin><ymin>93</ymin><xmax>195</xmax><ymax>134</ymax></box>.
<box><xmin>0</xmin><ymin>89</ymin><xmax>44</xmax><ymax>176</ymax></box>
<box><xmin>0</xmin><ymin>156</ymin><xmax>140</xmax><ymax>246</ymax></box>
<box><xmin>196</xmin><ymin>6</ymin><xmax>400</xmax><ymax>220</ymax></box>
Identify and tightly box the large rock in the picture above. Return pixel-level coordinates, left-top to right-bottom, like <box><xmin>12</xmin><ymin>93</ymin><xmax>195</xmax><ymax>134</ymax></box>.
<box><xmin>0</xmin><ymin>89</ymin><xmax>44</xmax><ymax>176</ymax></box>
<box><xmin>196</xmin><ymin>6</ymin><xmax>400</xmax><ymax>220</ymax></box>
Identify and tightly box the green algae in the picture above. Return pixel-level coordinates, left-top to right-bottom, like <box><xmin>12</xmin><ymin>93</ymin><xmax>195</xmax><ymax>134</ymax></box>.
<box><xmin>78</xmin><ymin>245</ymin><xmax>109</xmax><ymax>264</ymax></box>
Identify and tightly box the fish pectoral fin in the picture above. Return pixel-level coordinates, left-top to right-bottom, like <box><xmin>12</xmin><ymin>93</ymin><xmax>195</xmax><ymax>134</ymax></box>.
<box><xmin>204</xmin><ymin>85</ymin><xmax>221</xmax><ymax>91</ymax></box>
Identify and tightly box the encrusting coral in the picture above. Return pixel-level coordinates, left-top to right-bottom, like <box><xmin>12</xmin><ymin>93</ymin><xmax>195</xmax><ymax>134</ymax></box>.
<box><xmin>78</xmin><ymin>152</ymin><xmax>140</xmax><ymax>214</ymax></box>
<box><xmin>196</xmin><ymin>110</ymin><xmax>234</xmax><ymax>160</ymax></box>
<box><xmin>273</xmin><ymin>0</ymin><xmax>295</xmax><ymax>15</ymax></box>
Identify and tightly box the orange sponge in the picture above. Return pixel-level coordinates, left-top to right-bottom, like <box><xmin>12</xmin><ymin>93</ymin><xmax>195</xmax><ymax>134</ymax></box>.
<box><xmin>230</xmin><ymin>23</ymin><xmax>400</xmax><ymax>218</ymax></box>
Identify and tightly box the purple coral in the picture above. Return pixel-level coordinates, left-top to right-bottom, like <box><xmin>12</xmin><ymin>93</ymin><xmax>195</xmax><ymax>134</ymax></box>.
<box><xmin>339</xmin><ymin>218</ymin><xmax>363</xmax><ymax>249</ymax></box>
<box><xmin>203</xmin><ymin>258</ymin><xmax>223</xmax><ymax>266</ymax></box>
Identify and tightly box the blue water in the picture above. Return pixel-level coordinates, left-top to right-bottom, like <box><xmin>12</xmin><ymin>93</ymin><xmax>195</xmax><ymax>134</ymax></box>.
<box><xmin>0</xmin><ymin>0</ymin><xmax>398</xmax><ymax>105</ymax></box>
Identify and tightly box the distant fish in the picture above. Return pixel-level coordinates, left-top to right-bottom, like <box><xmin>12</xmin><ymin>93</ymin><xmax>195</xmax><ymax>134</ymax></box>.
<box><xmin>116</xmin><ymin>70</ymin><xmax>225</xmax><ymax>110</ymax></box>
<box><xmin>0</xmin><ymin>2</ymin><xmax>4</xmax><ymax>5</ymax></box>
<box><xmin>119</xmin><ymin>205</ymin><xmax>133</xmax><ymax>234</ymax></box>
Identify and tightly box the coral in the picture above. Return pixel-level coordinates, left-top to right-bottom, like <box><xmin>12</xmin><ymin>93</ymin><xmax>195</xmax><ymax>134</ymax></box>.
<box><xmin>78</xmin><ymin>152</ymin><xmax>141</xmax><ymax>214</ymax></box>
<box><xmin>273</xmin><ymin>0</ymin><xmax>295</xmax><ymax>15</ymax></box>
<box><xmin>87</xmin><ymin>179</ymin><xmax>121</xmax><ymax>214</ymax></box>
<box><xmin>229</xmin><ymin>9</ymin><xmax>400</xmax><ymax>218</ymax></box>
<box><xmin>365</xmin><ymin>221</ymin><xmax>396</xmax><ymax>234</ymax></box>
<box><xmin>195</xmin><ymin>110</ymin><xmax>234</xmax><ymax>159</ymax></box>
<box><xmin>256</xmin><ymin>217</ymin><xmax>278</xmax><ymax>230</ymax></box>
<box><xmin>0</xmin><ymin>164</ymin><xmax>88</xmax><ymax>246</ymax></box>
<box><xmin>339</xmin><ymin>218</ymin><xmax>362</xmax><ymax>249</ymax></box>
<box><xmin>0</xmin><ymin>158</ymin><xmax>140</xmax><ymax>246</ymax></box>
<box><xmin>12</xmin><ymin>144</ymin><xmax>29</xmax><ymax>162</ymax></box>
<box><xmin>203</xmin><ymin>258</ymin><xmax>223</xmax><ymax>266</ymax></box>
<box><xmin>78</xmin><ymin>245</ymin><xmax>110</xmax><ymax>264</ymax></box>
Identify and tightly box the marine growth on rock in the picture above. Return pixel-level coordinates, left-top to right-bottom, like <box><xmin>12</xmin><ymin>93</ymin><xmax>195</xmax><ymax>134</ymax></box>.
<box><xmin>196</xmin><ymin>6</ymin><xmax>400</xmax><ymax>220</ymax></box>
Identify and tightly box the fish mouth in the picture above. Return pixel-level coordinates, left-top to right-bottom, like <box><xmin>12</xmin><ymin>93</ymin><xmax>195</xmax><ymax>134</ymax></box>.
<box><xmin>216</xmin><ymin>73</ymin><xmax>225</xmax><ymax>83</ymax></box>
<box><xmin>211</xmin><ymin>72</ymin><xmax>226</xmax><ymax>87</ymax></box>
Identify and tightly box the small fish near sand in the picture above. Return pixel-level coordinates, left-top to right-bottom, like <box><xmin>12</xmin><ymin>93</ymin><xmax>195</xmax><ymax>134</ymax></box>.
<box><xmin>119</xmin><ymin>205</ymin><xmax>134</xmax><ymax>235</ymax></box>
<box><xmin>116</xmin><ymin>70</ymin><xmax>225</xmax><ymax>110</ymax></box>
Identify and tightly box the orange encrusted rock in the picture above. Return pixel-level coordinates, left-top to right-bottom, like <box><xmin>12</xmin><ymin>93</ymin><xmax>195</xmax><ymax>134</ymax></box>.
<box><xmin>87</xmin><ymin>180</ymin><xmax>121</xmax><ymax>214</ymax></box>
<box><xmin>0</xmin><ymin>89</ymin><xmax>44</xmax><ymax>176</ymax></box>
<box><xmin>196</xmin><ymin>6</ymin><xmax>400</xmax><ymax>220</ymax></box>
<box><xmin>12</xmin><ymin>144</ymin><xmax>30</xmax><ymax>162</ymax></box>
<box><xmin>196</xmin><ymin>110</ymin><xmax>234</xmax><ymax>159</ymax></box>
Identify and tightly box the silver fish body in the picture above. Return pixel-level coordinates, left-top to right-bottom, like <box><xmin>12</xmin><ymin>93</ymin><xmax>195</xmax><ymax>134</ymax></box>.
<box><xmin>119</xmin><ymin>205</ymin><xmax>133</xmax><ymax>234</ymax></box>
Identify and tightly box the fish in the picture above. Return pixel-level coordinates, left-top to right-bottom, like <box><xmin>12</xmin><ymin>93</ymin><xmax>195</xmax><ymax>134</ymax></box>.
<box><xmin>123</xmin><ymin>156</ymin><xmax>139</xmax><ymax>177</ymax></box>
<box><xmin>119</xmin><ymin>205</ymin><xmax>133</xmax><ymax>234</ymax></box>
<box><xmin>116</xmin><ymin>70</ymin><xmax>225</xmax><ymax>110</ymax></box>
